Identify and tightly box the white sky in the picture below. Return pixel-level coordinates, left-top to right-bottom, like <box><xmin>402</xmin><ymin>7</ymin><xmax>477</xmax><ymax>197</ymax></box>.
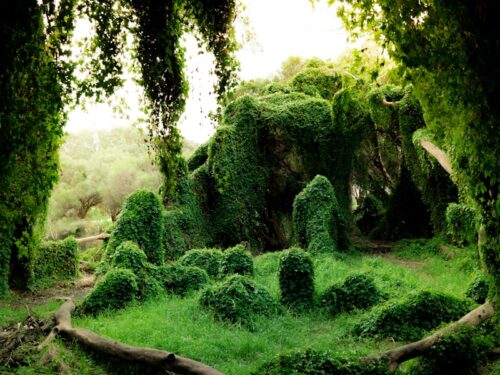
<box><xmin>65</xmin><ymin>0</ymin><xmax>354</xmax><ymax>143</ymax></box>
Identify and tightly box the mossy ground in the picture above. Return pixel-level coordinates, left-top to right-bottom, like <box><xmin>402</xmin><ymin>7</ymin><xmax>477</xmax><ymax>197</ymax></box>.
<box><xmin>0</xmin><ymin>239</ymin><xmax>483</xmax><ymax>374</ymax></box>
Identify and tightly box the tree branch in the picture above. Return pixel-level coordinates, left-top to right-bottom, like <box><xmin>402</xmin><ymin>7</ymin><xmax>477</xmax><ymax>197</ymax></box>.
<box><xmin>419</xmin><ymin>139</ymin><xmax>453</xmax><ymax>175</ymax></box>
<box><xmin>76</xmin><ymin>233</ymin><xmax>111</xmax><ymax>245</ymax></box>
<box><xmin>365</xmin><ymin>301</ymin><xmax>494</xmax><ymax>371</ymax></box>
<box><xmin>45</xmin><ymin>300</ymin><xmax>224</xmax><ymax>375</ymax></box>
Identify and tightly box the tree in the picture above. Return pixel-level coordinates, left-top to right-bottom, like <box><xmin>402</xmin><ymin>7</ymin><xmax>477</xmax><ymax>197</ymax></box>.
<box><xmin>329</xmin><ymin>0</ymin><xmax>500</xmax><ymax>333</ymax></box>
<box><xmin>0</xmin><ymin>0</ymin><xmax>237</xmax><ymax>296</ymax></box>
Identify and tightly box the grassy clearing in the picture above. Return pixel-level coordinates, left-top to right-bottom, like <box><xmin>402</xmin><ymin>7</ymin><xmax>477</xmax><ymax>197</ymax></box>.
<box><xmin>68</xmin><ymin>240</ymin><xmax>480</xmax><ymax>374</ymax></box>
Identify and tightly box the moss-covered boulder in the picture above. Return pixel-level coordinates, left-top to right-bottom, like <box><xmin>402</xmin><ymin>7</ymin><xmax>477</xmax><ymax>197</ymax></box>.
<box><xmin>80</xmin><ymin>268</ymin><xmax>138</xmax><ymax>315</ymax></box>
<box><xmin>278</xmin><ymin>248</ymin><xmax>314</xmax><ymax>309</ymax></box>
<box><xmin>106</xmin><ymin>190</ymin><xmax>164</xmax><ymax>265</ymax></box>
<box><xmin>179</xmin><ymin>248</ymin><xmax>223</xmax><ymax>278</ymax></box>
<box><xmin>293</xmin><ymin>175</ymin><xmax>349</xmax><ymax>253</ymax></box>
<box><xmin>354</xmin><ymin>290</ymin><xmax>471</xmax><ymax>341</ymax></box>
<box><xmin>199</xmin><ymin>275</ymin><xmax>279</xmax><ymax>328</ymax></box>
<box><xmin>221</xmin><ymin>244</ymin><xmax>254</xmax><ymax>277</ymax></box>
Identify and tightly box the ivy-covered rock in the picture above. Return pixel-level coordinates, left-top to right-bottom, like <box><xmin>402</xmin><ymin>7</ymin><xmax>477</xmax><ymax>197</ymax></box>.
<box><xmin>253</xmin><ymin>349</ymin><xmax>391</xmax><ymax>375</ymax></box>
<box><xmin>221</xmin><ymin>244</ymin><xmax>254</xmax><ymax>277</ymax></box>
<box><xmin>111</xmin><ymin>241</ymin><xmax>148</xmax><ymax>275</ymax></box>
<box><xmin>320</xmin><ymin>274</ymin><xmax>384</xmax><ymax>315</ymax></box>
<box><xmin>293</xmin><ymin>175</ymin><xmax>349</xmax><ymax>253</ymax></box>
<box><xmin>80</xmin><ymin>268</ymin><xmax>138</xmax><ymax>315</ymax></box>
<box><xmin>466</xmin><ymin>274</ymin><xmax>489</xmax><ymax>304</ymax></box>
<box><xmin>278</xmin><ymin>248</ymin><xmax>314</xmax><ymax>309</ymax></box>
<box><xmin>31</xmin><ymin>237</ymin><xmax>79</xmax><ymax>289</ymax></box>
<box><xmin>354</xmin><ymin>290</ymin><xmax>471</xmax><ymax>341</ymax></box>
<box><xmin>106</xmin><ymin>190</ymin><xmax>164</xmax><ymax>265</ymax></box>
<box><xmin>157</xmin><ymin>264</ymin><xmax>209</xmax><ymax>296</ymax></box>
<box><xmin>199</xmin><ymin>274</ymin><xmax>279</xmax><ymax>328</ymax></box>
<box><xmin>179</xmin><ymin>248</ymin><xmax>223</xmax><ymax>278</ymax></box>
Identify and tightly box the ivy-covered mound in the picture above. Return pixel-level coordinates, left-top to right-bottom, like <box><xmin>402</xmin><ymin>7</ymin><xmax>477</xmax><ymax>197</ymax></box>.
<box><xmin>293</xmin><ymin>175</ymin><xmax>348</xmax><ymax>253</ymax></box>
<box><xmin>320</xmin><ymin>273</ymin><xmax>385</xmax><ymax>315</ymax></box>
<box><xmin>253</xmin><ymin>349</ymin><xmax>391</xmax><ymax>375</ymax></box>
<box><xmin>278</xmin><ymin>248</ymin><xmax>314</xmax><ymax>310</ymax></box>
<box><xmin>354</xmin><ymin>290</ymin><xmax>471</xmax><ymax>341</ymax></box>
<box><xmin>199</xmin><ymin>274</ymin><xmax>280</xmax><ymax>328</ymax></box>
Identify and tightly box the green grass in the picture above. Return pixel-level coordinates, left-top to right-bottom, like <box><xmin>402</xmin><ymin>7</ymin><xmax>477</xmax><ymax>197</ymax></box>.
<box><xmin>72</xmin><ymin>240</ymin><xmax>479</xmax><ymax>374</ymax></box>
<box><xmin>1</xmin><ymin>238</ymin><xmax>482</xmax><ymax>374</ymax></box>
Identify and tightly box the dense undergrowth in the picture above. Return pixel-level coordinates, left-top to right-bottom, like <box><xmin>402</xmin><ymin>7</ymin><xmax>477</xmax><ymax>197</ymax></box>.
<box><xmin>1</xmin><ymin>238</ymin><xmax>492</xmax><ymax>375</ymax></box>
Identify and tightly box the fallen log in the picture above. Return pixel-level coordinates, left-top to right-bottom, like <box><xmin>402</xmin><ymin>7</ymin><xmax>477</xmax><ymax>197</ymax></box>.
<box><xmin>43</xmin><ymin>299</ymin><xmax>224</xmax><ymax>375</ymax></box>
<box><xmin>365</xmin><ymin>301</ymin><xmax>494</xmax><ymax>371</ymax></box>
<box><xmin>76</xmin><ymin>233</ymin><xmax>111</xmax><ymax>245</ymax></box>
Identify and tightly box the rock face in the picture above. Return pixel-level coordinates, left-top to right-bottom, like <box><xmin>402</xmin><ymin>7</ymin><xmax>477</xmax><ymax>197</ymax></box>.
<box><xmin>180</xmin><ymin>89</ymin><xmax>355</xmax><ymax>252</ymax></box>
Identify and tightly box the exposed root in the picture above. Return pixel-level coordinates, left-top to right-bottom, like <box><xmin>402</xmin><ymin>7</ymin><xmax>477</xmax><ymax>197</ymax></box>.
<box><xmin>44</xmin><ymin>299</ymin><xmax>224</xmax><ymax>375</ymax></box>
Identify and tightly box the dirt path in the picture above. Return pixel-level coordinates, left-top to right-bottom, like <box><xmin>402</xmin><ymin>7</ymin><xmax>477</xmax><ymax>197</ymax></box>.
<box><xmin>5</xmin><ymin>273</ymin><xmax>95</xmax><ymax>310</ymax></box>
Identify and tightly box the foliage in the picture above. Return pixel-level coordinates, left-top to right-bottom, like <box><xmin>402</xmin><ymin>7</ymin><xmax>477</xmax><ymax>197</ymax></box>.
<box><xmin>106</xmin><ymin>190</ymin><xmax>164</xmax><ymax>265</ymax></box>
<box><xmin>320</xmin><ymin>274</ymin><xmax>385</xmax><ymax>315</ymax></box>
<box><xmin>80</xmin><ymin>268</ymin><xmax>138</xmax><ymax>315</ymax></box>
<box><xmin>293</xmin><ymin>175</ymin><xmax>349</xmax><ymax>253</ymax></box>
<box><xmin>47</xmin><ymin>127</ymin><xmax>163</xmax><ymax>226</ymax></box>
<box><xmin>0</xmin><ymin>1</ymin><xmax>70</xmax><ymax>295</ymax></box>
<box><xmin>156</xmin><ymin>263</ymin><xmax>209</xmax><ymax>296</ymax></box>
<box><xmin>278</xmin><ymin>248</ymin><xmax>314</xmax><ymax>309</ymax></box>
<box><xmin>199</xmin><ymin>274</ymin><xmax>279</xmax><ymax>328</ymax></box>
<box><xmin>354</xmin><ymin>290</ymin><xmax>470</xmax><ymax>341</ymax></box>
<box><xmin>466</xmin><ymin>274</ymin><xmax>489</xmax><ymax>304</ymax></box>
<box><xmin>110</xmin><ymin>241</ymin><xmax>148</xmax><ymax>275</ymax></box>
<box><xmin>31</xmin><ymin>237</ymin><xmax>79</xmax><ymax>289</ymax></box>
<box><xmin>330</xmin><ymin>0</ymin><xmax>500</xmax><ymax>312</ymax></box>
<box><xmin>187</xmin><ymin>141</ymin><xmax>209</xmax><ymax>172</ymax></box>
<box><xmin>407</xmin><ymin>325</ymin><xmax>496</xmax><ymax>375</ymax></box>
<box><xmin>291</xmin><ymin>67</ymin><xmax>342</xmax><ymax>101</ymax></box>
<box><xmin>179</xmin><ymin>248</ymin><xmax>223</xmax><ymax>279</ymax></box>
<box><xmin>254</xmin><ymin>349</ymin><xmax>392</xmax><ymax>375</ymax></box>
<box><xmin>220</xmin><ymin>244</ymin><xmax>254</xmax><ymax>277</ymax></box>
<box><xmin>445</xmin><ymin>203</ymin><xmax>478</xmax><ymax>247</ymax></box>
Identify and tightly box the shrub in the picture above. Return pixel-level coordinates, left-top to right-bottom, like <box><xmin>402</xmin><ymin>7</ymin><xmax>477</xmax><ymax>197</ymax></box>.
<box><xmin>466</xmin><ymin>274</ymin><xmax>489</xmax><ymax>304</ymax></box>
<box><xmin>157</xmin><ymin>264</ymin><xmax>209</xmax><ymax>296</ymax></box>
<box><xmin>293</xmin><ymin>175</ymin><xmax>349</xmax><ymax>253</ymax></box>
<box><xmin>179</xmin><ymin>248</ymin><xmax>223</xmax><ymax>278</ymax></box>
<box><xmin>106</xmin><ymin>190</ymin><xmax>164</xmax><ymax>265</ymax></box>
<box><xmin>320</xmin><ymin>274</ymin><xmax>384</xmax><ymax>315</ymax></box>
<box><xmin>354</xmin><ymin>290</ymin><xmax>470</xmax><ymax>341</ymax></box>
<box><xmin>253</xmin><ymin>349</ymin><xmax>390</xmax><ymax>375</ymax></box>
<box><xmin>278</xmin><ymin>248</ymin><xmax>314</xmax><ymax>309</ymax></box>
<box><xmin>31</xmin><ymin>237</ymin><xmax>78</xmax><ymax>289</ymax></box>
<box><xmin>111</xmin><ymin>241</ymin><xmax>147</xmax><ymax>275</ymax></box>
<box><xmin>221</xmin><ymin>244</ymin><xmax>254</xmax><ymax>277</ymax></box>
<box><xmin>80</xmin><ymin>268</ymin><xmax>138</xmax><ymax>315</ymax></box>
<box><xmin>199</xmin><ymin>275</ymin><xmax>279</xmax><ymax>328</ymax></box>
<box><xmin>446</xmin><ymin>203</ymin><xmax>478</xmax><ymax>246</ymax></box>
<box><xmin>407</xmin><ymin>326</ymin><xmax>494</xmax><ymax>375</ymax></box>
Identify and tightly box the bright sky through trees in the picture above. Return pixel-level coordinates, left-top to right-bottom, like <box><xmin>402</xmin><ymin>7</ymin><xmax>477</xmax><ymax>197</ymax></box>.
<box><xmin>65</xmin><ymin>0</ymin><xmax>353</xmax><ymax>143</ymax></box>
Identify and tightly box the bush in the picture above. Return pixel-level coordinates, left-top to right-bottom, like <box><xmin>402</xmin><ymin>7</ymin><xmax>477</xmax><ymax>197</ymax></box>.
<box><xmin>320</xmin><ymin>274</ymin><xmax>384</xmax><ymax>315</ymax></box>
<box><xmin>278</xmin><ymin>248</ymin><xmax>314</xmax><ymax>309</ymax></box>
<box><xmin>466</xmin><ymin>274</ymin><xmax>489</xmax><ymax>304</ymax></box>
<box><xmin>199</xmin><ymin>275</ymin><xmax>279</xmax><ymax>328</ymax></box>
<box><xmin>106</xmin><ymin>190</ymin><xmax>164</xmax><ymax>265</ymax></box>
<box><xmin>354</xmin><ymin>290</ymin><xmax>471</xmax><ymax>341</ymax></box>
<box><xmin>221</xmin><ymin>244</ymin><xmax>254</xmax><ymax>277</ymax></box>
<box><xmin>31</xmin><ymin>237</ymin><xmax>78</xmax><ymax>289</ymax></box>
<box><xmin>80</xmin><ymin>268</ymin><xmax>138</xmax><ymax>315</ymax></box>
<box><xmin>446</xmin><ymin>203</ymin><xmax>478</xmax><ymax>246</ymax></box>
<box><xmin>253</xmin><ymin>349</ymin><xmax>390</xmax><ymax>375</ymax></box>
<box><xmin>407</xmin><ymin>326</ymin><xmax>494</xmax><ymax>375</ymax></box>
<box><xmin>157</xmin><ymin>264</ymin><xmax>209</xmax><ymax>296</ymax></box>
<box><xmin>179</xmin><ymin>248</ymin><xmax>223</xmax><ymax>278</ymax></box>
<box><xmin>111</xmin><ymin>241</ymin><xmax>147</xmax><ymax>275</ymax></box>
<box><xmin>293</xmin><ymin>175</ymin><xmax>349</xmax><ymax>253</ymax></box>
